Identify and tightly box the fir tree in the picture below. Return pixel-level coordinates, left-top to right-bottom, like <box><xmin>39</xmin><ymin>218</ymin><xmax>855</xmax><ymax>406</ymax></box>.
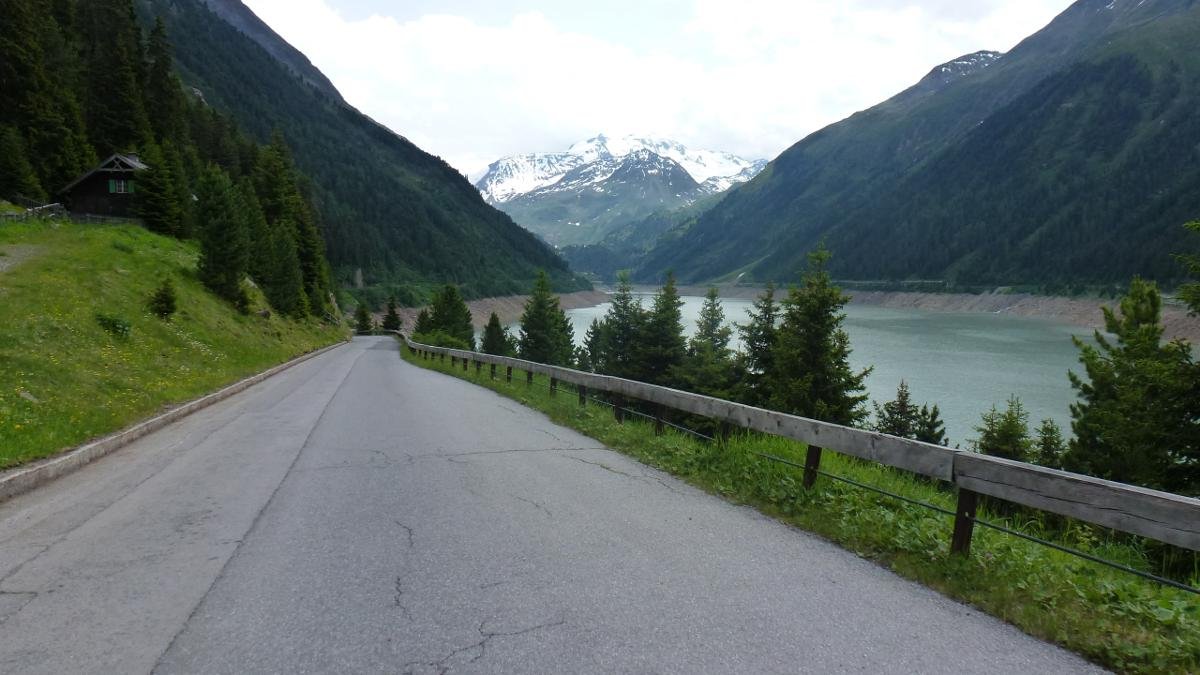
<box><xmin>382</xmin><ymin>297</ymin><xmax>402</xmax><ymax>332</ymax></box>
<box><xmin>674</xmin><ymin>286</ymin><xmax>737</xmax><ymax>398</ymax></box>
<box><xmin>429</xmin><ymin>284</ymin><xmax>475</xmax><ymax>349</ymax></box>
<box><xmin>0</xmin><ymin>126</ymin><xmax>45</xmax><ymax>201</ymax></box>
<box><xmin>1033</xmin><ymin>419</ymin><xmax>1066</xmax><ymax>469</ymax></box>
<box><xmin>354</xmin><ymin>302</ymin><xmax>373</xmax><ymax>334</ymax></box>
<box><xmin>144</xmin><ymin>17</ymin><xmax>186</xmax><ymax>144</ymax></box>
<box><xmin>194</xmin><ymin>166</ymin><xmax>249</xmax><ymax>310</ymax></box>
<box><xmin>148</xmin><ymin>278</ymin><xmax>177</xmax><ymax>320</ymax></box>
<box><xmin>413</xmin><ymin>309</ymin><xmax>433</xmax><ymax>336</ymax></box>
<box><xmin>133</xmin><ymin>142</ymin><xmax>183</xmax><ymax>236</ymax></box>
<box><xmin>581</xmin><ymin>318</ymin><xmax>608</xmax><ymax>373</ymax></box>
<box><xmin>517</xmin><ymin>271</ymin><xmax>574</xmax><ymax>365</ymax></box>
<box><xmin>768</xmin><ymin>248</ymin><xmax>871</xmax><ymax>425</ymax></box>
<box><xmin>974</xmin><ymin>396</ymin><xmax>1032</xmax><ymax>462</ymax></box>
<box><xmin>1178</xmin><ymin>220</ymin><xmax>1200</xmax><ymax>316</ymax></box>
<box><xmin>75</xmin><ymin>0</ymin><xmax>151</xmax><ymax>155</ymax></box>
<box><xmin>915</xmin><ymin>404</ymin><xmax>948</xmax><ymax>446</ymax></box>
<box><xmin>1063</xmin><ymin>278</ymin><xmax>1198</xmax><ymax>493</ymax></box>
<box><xmin>481</xmin><ymin>312</ymin><xmax>513</xmax><ymax>356</ymax></box>
<box><xmin>597</xmin><ymin>273</ymin><xmax>645</xmax><ymax>379</ymax></box>
<box><xmin>634</xmin><ymin>272</ymin><xmax>687</xmax><ymax>386</ymax></box>
<box><xmin>873</xmin><ymin>380</ymin><xmax>918</xmax><ymax>438</ymax></box>
<box><xmin>735</xmin><ymin>283</ymin><xmax>778</xmax><ymax>407</ymax></box>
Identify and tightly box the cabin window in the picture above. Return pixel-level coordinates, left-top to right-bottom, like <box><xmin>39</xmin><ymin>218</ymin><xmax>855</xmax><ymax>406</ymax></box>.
<box><xmin>107</xmin><ymin>178</ymin><xmax>133</xmax><ymax>194</ymax></box>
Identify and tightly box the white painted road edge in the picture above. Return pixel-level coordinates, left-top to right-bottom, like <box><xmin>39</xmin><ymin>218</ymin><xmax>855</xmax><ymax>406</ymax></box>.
<box><xmin>0</xmin><ymin>339</ymin><xmax>349</xmax><ymax>503</ymax></box>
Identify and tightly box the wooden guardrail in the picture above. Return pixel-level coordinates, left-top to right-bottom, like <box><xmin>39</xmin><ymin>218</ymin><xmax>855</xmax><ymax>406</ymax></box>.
<box><xmin>398</xmin><ymin>334</ymin><xmax>1200</xmax><ymax>554</ymax></box>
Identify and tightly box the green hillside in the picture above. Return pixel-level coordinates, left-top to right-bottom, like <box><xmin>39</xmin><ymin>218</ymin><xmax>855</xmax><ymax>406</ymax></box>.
<box><xmin>637</xmin><ymin>0</ymin><xmax>1200</xmax><ymax>287</ymax></box>
<box><xmin>142</xmin><ymin>0</ymin><xmax>588</xmax><ymax>297</ymax></box>
<box><xmin>0</xmin><ymin>219</ymin><xmax>344</xmax><ymax>469</ymax></box>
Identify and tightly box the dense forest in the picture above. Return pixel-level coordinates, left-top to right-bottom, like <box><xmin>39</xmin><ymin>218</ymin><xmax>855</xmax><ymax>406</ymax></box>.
<box><xmin>138</xmin><ymin>0</ymin><xmax>588</xmax><ymax>300</ymax></box>
<box><xmin>636</xmin><ymin>0</ymin><xmax>1200</xmax><ymax>289</ymax></box>
<box><xmin>0</xmin><ymin>0</ymin><xmax>332</xmax><ymax>317</ymax></box>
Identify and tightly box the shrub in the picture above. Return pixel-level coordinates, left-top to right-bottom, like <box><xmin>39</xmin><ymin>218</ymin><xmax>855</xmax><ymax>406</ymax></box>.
<box><xmin>148</xmin><ymin>279</ymin><xmax>177</xmax><ymax>320</ymax></box>
<box><xmin>95</xmin><ymin>313</ymin><xmax>132</xmax><ymax>338</ymax></box>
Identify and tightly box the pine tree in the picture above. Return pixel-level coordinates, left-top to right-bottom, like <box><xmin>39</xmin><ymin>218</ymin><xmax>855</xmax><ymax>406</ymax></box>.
<box><xmin>413</xmin><ymin>308</ymin><xmax>433</xmax><ymax>336</ymax></box>
<box><xmin>974</xmin><ymin>396</ymin><xmax>1032</xmax><ymax>462</ymax></box>
<box><xmin>144</xmin><ymin>17</ymin><xmax>186</xmax><ymax>144</ymax></box>
<box><xmin>634</xmin><ymin>272</ymin><xmax>687</xmax><ymax>386</ymax></box>
<box><xmin>382</xmin><ymin>297</ymin><xmax>402</xmax><ymax>332</ymax></box>
<box><xmin>518</xmin><ymin>271</ymin><xmax>574</xmax><ymax>365</ymax></box>
<box><xmin>133</xmin><ymin>142</ymin><xmax>183</xmax><ymax>236</ymax></box>
<box><xmin>597</xmin><ymin>273</ymin><xmax>645</xmax><ymax>379</ymax></box>
<box><xmin>873</xmin><ymin>380</ymin><xmax>918</xmax><ymax>438</ymax></box>
<box><xmin>768</xmin><ymin>248</ymin><xmax>871</xmax><ymax>425</ymax></box>
<box><xmin>1178</xmin><ymin>220</ymin><xmax>1200</xmax><ymax>316</ymax></box>
<box><xmin>1033</xmin><ymin>419</ymin><xmax>1066</xmax><ymax>469</ymax></box>
<box><xmin>581</xmin><ymin>318</ymin><xmax>608</xmax><ymax>373</ymax></box>
<box><xmin>195</xmin><ymin>166</ymin><xmax>249</xmax><ymax>310</ymax></box>
<box><xmin>75</xmin><ymin>0</ymin><xmax>151</xmax><ymax>155</ymax></box>
<box><xmin>674</xmin><ymin>286</ymin><xmax>737</xmax><ymax>398</ymax></box>
<box><xmin>735</xmin><ymin>283</ymin><xmax>778</xmax><ymax>407</ymax></box>
<box><xmin>481</xmin><ymin>312</ymin><xmax>513</xmax><ymax>356</ymax></box>
<box><xmin>1063</xmin><ymin>278</ymin><xmax>1198</xmax><ymax>493</ymax></box>
<box><xmin>0</xmin><ymin>126</ymin><xmax>45</xmax><ymax>202</ymax></box>
<box><xmin>915</xmin><ymin>404</ymin><xmax>948</xmax><ymax>446</ymax></box>
<box><xmin>148</xmin><ymin>278</ymin><xmax>177</xmax><ymax>319</ymax></box>
<box><xmin>429</xmin><ymin>284</ymin><xmax>475</xmax><ymax>349</ymax></box>
<box><xmin>354</xmin><ymin>302</ymin><xmax>372</xmax><ymax>334</ymax></box>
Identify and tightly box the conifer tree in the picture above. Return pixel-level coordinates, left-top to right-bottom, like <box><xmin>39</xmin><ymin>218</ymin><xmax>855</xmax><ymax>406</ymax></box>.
<box><xmin>354</xmin><ymin>302</ymin><xmax>373</xmax><ymax>334</ymax></box>
<box><xmin>0</xmin><ymin>126</ymin><xmax>45</xmax><ymax>202</ymax></box>
<box><xmin>413</xmin><ymin>308</ymin><xmax>433</xmax><ymax>336</ymax></box>
<box><xmin>1063</xmin><ymin>278</ymin><xmax>1198</xmax><ymax>493</ymax></box>
<box><xmin>735</xmin><ymin>283</ymin><xmax>778</xmax><ymax>407</ymax></box>
<box><xmin>674</xmin><ymin>286</ymin><xmax>737</xmax><ymax>398</ymax></box>
<box><xmin>195</xmin><ymin>166</ymin><xmax>249</xmax><ymax>310</ymax></box>
<box><xmin>382</xmin><ymin>297</ymin><xmax>402</xmax><ymax>332</ymax></box>
<box><xmin>873</xmin><ymin>380</ymin><xmax>917</xmax><ymax>438</ymax></box>
<box><xmin>597</xmin><ymin>273</ymin><xmax>645</xmax><ymax>379</ymax></box>
<box><xmin>75</xmin><ymin>0</ymin><xmax>151</xmax><ymax>155</ymax></box>
<box><xmin>974</xmin><ymin>396</ymin><xmax>1032</xmax><ymax>461</ymax></box>
<box><xmin>634</xmin><ymin>272</ymin><xmax>687</xmax><ymax>386</ymax></box>
<box><xmin>768</xmin><ymin>248</ymin><xmax>871</xmax><ymax>425</ymax></box>
<box><xmin>581</xmin><ymin>318</ymin><xmax>608</xmax><ymax>373</ymax></box>
<box><xmin>144</xmin><ymin>17</ymin><xmax>186</xmax><ymax>144</ymax></box>
<box><xmin>1178</xmin><ymin>220</ymin><xmax>1200</xmax><ymax>316</ymax></box>
<box><xmin>429</xmin><ymin>284</ymin><xmax>475</xmax><ymax>349</ymax></box>
<box><xmin>133</xmin><ymin>142</ymin><xmax>183</xmax><ymax>236</ymax></box>
<box><xmin>1033</xmin><ymin>419</ymin><xmax>1066</xmax><ymax>469</ymax></box>
<box><xmin>915</xmin><ymin>404</ymin><xmax>948</xmax><ymax>446</ymax></box>
<box><xmin>518</xmin><ymin>271</ymin><xmax>574</xmax><ymax>365</ymax></box>
<box><xmin>482</xmin><ymin>312</ymin><xmax>513</xmax><ymax>356</ymax></box>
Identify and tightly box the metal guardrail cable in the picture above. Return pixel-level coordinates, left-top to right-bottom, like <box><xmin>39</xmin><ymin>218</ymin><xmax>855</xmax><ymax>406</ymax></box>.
<box><xmin>753</xmin><ymin>451</ymin><xmax>1200</xmax><ymax>595</ymax></box>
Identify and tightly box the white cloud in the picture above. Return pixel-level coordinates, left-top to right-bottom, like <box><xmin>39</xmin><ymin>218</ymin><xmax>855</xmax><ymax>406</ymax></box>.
<box><xmin>243</xmin><ymin>0</ymin><xmax>1073</xmax><ymax>178</ymax></box>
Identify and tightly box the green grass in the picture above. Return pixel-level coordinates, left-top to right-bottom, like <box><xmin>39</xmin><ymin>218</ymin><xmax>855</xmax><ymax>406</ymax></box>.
<box><xmin>402</xmin><ymin>346</ymin><xmax>1200</xmax><ymax>674</ymax></box>
<box><xmin>0</xmin><ymin>220</ymin><xmax>346</xmax><ymax>469</ymax></box>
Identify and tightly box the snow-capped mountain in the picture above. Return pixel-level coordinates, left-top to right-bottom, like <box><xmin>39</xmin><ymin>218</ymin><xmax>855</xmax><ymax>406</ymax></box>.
<box><xmin>475</xmin><ymin>135</ymin><xmax>766</xmax><ymax>248</ymax></box>
<box><xmin>477</xmin><ymin>134</ymin><xmax>764</xmax><ymax>205</ymax></box>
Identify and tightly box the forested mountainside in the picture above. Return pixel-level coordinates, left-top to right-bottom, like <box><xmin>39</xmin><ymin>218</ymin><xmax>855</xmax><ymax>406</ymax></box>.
<box><xmin>636</xmin><ymin>0</ymin><xmax>1200</xmax><ymax>287</ymax></box>
<box><xmin>1</xmin><ymin>0</ymin><xmax>334</xmax><ymax>318</ymax></box>
<box><xmin>140</xmin><ymin>0</ymin><xmax>587</xmax><ymax>298</ymax></box>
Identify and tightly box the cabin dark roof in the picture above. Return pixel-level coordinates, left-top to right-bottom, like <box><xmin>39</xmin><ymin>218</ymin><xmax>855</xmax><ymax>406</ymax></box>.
<box><xmin>60</xmin><ymin>153</ymin><xmax>149</xmax><ymax>194</ymax></box>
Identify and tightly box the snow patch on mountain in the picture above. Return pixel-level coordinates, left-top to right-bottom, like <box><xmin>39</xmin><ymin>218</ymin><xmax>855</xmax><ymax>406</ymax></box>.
<box><xmin>477</xmin><ymin>134</ymin><xmax>765</xmax><ymax>204</ymax></box>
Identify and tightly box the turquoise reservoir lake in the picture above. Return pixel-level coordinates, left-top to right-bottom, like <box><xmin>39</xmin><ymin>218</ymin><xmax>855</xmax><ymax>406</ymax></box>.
<box><xmin>564</xmin><ymin>295</ymin><xmax>1094</xmax><ymax>446</ymax></box>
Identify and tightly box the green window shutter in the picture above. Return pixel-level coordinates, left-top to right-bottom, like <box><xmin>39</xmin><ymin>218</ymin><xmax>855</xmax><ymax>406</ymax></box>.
<box><xmin>108</xmin><ymin>179</ymin><xmax>116</xmax><ymax>193</ymax></box>
<box><xmin>128</xmin><ymin>181</ymin><xmax>135</xmax><ymax>194</ymax></box>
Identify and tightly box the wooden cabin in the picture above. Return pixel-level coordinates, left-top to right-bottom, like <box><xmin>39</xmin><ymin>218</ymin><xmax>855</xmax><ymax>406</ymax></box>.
<box><xmin>59</xmin><ymin>153</ymin><xmax>149</xmax><ymax>217</ymax></box>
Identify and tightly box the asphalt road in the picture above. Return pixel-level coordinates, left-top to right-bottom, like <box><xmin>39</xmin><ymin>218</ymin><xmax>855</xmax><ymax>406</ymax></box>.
<box><xmin>0</xmin><ymin>336</ymin><xmax>1103</xmax><ymax>674</ymax></box>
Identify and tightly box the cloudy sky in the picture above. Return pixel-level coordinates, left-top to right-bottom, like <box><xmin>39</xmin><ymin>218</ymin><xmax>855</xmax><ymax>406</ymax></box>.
<box><xmin>242</xmin><ymin>0</ymin><xmax>1074</xmax><ymax>179</ymax></box>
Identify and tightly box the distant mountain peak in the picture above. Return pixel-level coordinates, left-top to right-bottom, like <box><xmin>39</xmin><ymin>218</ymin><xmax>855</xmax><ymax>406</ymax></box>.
<box><xmin>477</xmin><ymin>134</ymin><xmax>764</xmax><ymax>204</ymax></box>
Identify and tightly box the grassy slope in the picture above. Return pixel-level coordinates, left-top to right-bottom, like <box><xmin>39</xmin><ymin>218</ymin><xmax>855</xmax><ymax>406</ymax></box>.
<box><xmin>0</xmin><ymin>220</ymin><xmax>346</xmax><ymax>469</ymax></box>
<box><xmin>401</xmin><ymin>346</ymin><xmax>1199</xmax><ymax>674</ymax></box>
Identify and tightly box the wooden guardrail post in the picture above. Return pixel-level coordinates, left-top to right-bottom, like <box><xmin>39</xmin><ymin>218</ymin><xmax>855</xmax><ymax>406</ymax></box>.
<box><xmin>450</xmin><ymin>356</ymin><xmax>456</xmax><ymax>367</ymax></box>
<box><xmin>614</xmin><ymin>396</ymin><xmax>625</xmax><ymax>424</ymax></box>
<box><xmin>440</xmin><ymin>353</ymin><xmax>445</xmax><ymax>362</ymax></box>
<box><xmin>578</xmin><ymin>385</ymin><xmax>587</xmax><ymax>406</ymax></box>
<box><xmin>550</xmin><ymin>377</ymin><xmax>558</xmax><ymax>396</ymax></box>
<box><xmin>490</xmin><ymin>364</ymin><xmax>496</xmax><ymax>380</ymax></box>
<box><xmin>654</xmin><ymin>404</ymin><xmax>665</xmax><ymax>436</ymax></box>
<box><xmin>526</xmin><ymin>370</ymin><xmax>533</xmax><ymax>386</ymax></box>
<box><xmin>475</xmin><ymin>360</ymin><xmax>482</xmax><ymax>376</ymax></box>
<box><xmin>506</xmin><ymin>366</ymin><xmax>512</xmax><ymax>383</ymax></box>
<box><xmin>803</xmin><ymin>445</ymin><xmax>823</xmax><ymax>488</ymax></box>
<box><xmin>462</xmin><ymin>358</ymin><xmax>468</xmax><ymax>372</ymax></box>
<box><xmin>951</xmin><ymin>488</ymin><xmax>979</xmax><ymax>555</ymax></box>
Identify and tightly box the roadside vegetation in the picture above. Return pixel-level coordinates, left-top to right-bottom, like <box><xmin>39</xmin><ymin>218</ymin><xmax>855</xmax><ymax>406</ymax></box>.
<box><xmin>400</xmin><ymin>346</ymin><xmax>1199</xmax><ymax>674</ymax></box>
<box><xmin>0</xmin><ymin>220</ymin><xmax>344</xmax><ymax>470</ymax></box>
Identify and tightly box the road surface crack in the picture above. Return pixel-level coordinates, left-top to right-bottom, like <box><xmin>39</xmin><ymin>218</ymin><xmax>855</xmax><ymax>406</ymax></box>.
<box><xmin>403</xmin><ymin>617</ymin><xmax>566</xmax><ymax>674</ymax></box>
<box><xmin>563</xmin><ymin>454</ymin><xmax>683</xmax><ymax>494</ymax></box>
<box><xmin>513</xmin><ymin>495</ymin><xmax>552</xmax><ymax>518</ymax></box>
<box><xmin>394</xmin><ymin>520</ymin><xmax>415</xmax><ymax>548</ymax></box>
<box><xmin>393</xmin><ymin>576</ymin><xmax>414</xmax><ymax>621</ymax></box>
